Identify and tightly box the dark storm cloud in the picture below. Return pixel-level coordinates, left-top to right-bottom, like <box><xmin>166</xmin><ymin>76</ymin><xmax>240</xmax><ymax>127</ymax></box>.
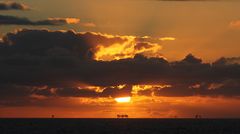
<box><xmin>0</xmin><ymin>15</ymin><xmax>80</xmax><ymax>25</ymax></box>
<box><xmin>0</xmin><ymin>2</ymin><xmax>28</xmax><ymax>10</ymax></box>
<box><xmin>0</xmin><ymin>29</ymin><xmax>240</xmax><ymax>106</ymax></box>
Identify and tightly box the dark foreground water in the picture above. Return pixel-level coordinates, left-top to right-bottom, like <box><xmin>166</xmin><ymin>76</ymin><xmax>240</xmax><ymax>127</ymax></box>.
<box><xmin>0</xmin><ymin>118</ymin><xmax>240</xmax><ymax>134</ymax></box>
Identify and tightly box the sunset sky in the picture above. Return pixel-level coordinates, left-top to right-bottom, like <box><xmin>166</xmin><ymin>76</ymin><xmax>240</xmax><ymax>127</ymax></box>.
<box><xmin>0</xmin><ymin>0</ymin><xmax>240</xmax><ymax>118</ymax></box>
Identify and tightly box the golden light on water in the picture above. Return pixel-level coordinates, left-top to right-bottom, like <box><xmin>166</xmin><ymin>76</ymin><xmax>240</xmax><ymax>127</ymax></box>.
<box><xmin>114</xmin><ymin>97</ymin><xmax>131</xmax><ymax>103</ymax></box>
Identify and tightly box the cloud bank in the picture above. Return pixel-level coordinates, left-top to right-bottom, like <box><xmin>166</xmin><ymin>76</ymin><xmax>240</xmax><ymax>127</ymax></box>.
<box><xmin>0</xmin><ymin>29</ymin><xmax>239</xmax><ymax>106</ymax></box>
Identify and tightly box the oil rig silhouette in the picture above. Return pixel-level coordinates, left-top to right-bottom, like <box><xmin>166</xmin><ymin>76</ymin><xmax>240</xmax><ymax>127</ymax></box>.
<box><xmin>117</xmin><ymin>114</ymin><xmax>129</xmax><ymax>118</ymax></box>
<box><xmin>195</xmin><ymin>114</ymin><xmax>202</xmax><ymax>119</ymax></box>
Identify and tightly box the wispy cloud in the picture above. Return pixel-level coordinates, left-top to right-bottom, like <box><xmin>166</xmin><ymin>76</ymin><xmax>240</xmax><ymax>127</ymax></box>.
<box><xmin>81</xmin><ymin>22</ymin><xmax>96</xmax><ymax>27</ymax></box>
<box><xmin>0</xmin><ymin>1</ymin><xmax>29</xmax><ymax>10</ymax></box>
<box><xmin>0</xmin><ymin>15</ymin><xmax>80</xmax><ymax>25</ymax></box>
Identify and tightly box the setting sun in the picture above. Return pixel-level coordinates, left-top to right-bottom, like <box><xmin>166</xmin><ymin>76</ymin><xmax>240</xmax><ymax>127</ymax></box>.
<box><xmin>114</xmin><ymin>97</ymin><xmax>131</xmax><ymax>103</ymax></box>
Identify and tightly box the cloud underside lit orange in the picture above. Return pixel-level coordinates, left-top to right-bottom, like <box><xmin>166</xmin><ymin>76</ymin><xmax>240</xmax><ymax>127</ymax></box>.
<box><xmin>93</xmin><ymin>35</ymin><xmax>175</xmax><ymax>61</ymax></box>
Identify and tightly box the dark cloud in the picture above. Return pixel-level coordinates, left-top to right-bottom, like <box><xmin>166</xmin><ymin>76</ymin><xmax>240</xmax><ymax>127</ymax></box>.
<box><xmin>0</xmin><ymin>29</ymin><xmax>240</xmax><ymax>106</ymax></box>
<box><xmin>149</xmin><ymin>79</ymin><xmax>240</xmax><ymax>97</ymax></box>
<box><xmin>32</xmin><ymin>85</ymin><xmax>132</xmax><ymax>98</ymax></box>
<box><xmin>0</xmin><ymin>29</ymin><xmax>126</xmax><ymax>87</ymax></box>
<box><xmin>101</xmin><ymin>85</ymin><xmax>132</xmax><ymax>97</ymax></box>
<box><xmin>56</xmin><ymin>88</ymin><xmax>98</xmax><ymax>97</ymax></box>
<box><xmin>0</xmin><ymin>15</ymin><xmax>80</xmax><ymax>25</ymax></box>
<box><xmin>134</xmin><ymin>42</ymin><xmax>153</xmax><ymax>50</ymax></box>
<box><xmin>0</xmin><ymin>2</ymin><xmax>29</xmax><ymax>10</ymax></box>
<box><xmin>213</xmin><ymin>57</ymin><xmax>240</xmax><ymax>65</ymax></box>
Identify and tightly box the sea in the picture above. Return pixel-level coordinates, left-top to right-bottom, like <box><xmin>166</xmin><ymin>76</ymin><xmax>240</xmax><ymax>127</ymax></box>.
<box><xmin>0</xmin><ymin>118</ymin><xmax>240</xmax><ymax>134</ymax></box>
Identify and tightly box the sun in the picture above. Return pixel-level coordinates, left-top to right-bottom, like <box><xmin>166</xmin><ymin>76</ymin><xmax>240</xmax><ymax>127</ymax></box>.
<box><xmin>114</xmin><ymin>97</ymin><xmax>131</xmax><ymax>103</ymax></box>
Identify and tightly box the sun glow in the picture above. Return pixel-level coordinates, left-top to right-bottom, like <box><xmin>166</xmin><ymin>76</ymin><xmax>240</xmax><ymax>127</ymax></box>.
<box><xmin>114</xmin><ymin>97</ymin><xmax>131</xmax><ymax>103</ymax></box>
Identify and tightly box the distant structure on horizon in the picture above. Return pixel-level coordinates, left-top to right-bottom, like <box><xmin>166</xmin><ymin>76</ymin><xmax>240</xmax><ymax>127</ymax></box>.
<box><xmin>195</xmin><ymin>114</ymin><xmax>202</xmax><ymax>119</ymax></box>
<box><xmin>117</xmin><ymin>114</ymin><xmax>129</xmax><ymax>118</ymax></box>
<box><xmin>51</xmin><ymin>115</ymin><xmax>55</xmax><ymax>118</ymax></box>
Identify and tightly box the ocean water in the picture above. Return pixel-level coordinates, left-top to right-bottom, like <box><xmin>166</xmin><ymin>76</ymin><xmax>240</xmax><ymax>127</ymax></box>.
<box><xmin>0</xmin><ymin>119</ymin><xmax>240</xmax><ymax>134</ymax></box>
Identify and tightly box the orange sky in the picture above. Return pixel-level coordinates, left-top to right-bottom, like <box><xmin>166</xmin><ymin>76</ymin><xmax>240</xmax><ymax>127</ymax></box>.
<box><xmin>1</xmin><ymin>96</ymin><xmax>240</xmax><ymax>118</ymax></box>
<box><xmin>0</xmin><ymin>0</ymin><xmax>240</xmax><ymax>118</ymax></box>
<box><xmin>1</xmin><ymin>0</ymin><xmax>240</xmax><ymax>61</ymax></box>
